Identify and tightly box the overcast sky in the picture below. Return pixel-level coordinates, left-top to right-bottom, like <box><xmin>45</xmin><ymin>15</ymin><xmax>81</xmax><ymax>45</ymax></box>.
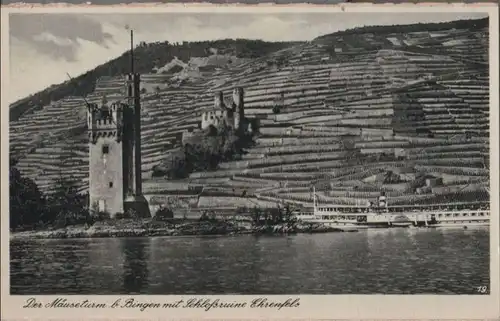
<box><xmin>8</xmin><ymin>12</ymin><xmax>488</xmax><ymax>104</ymax></box>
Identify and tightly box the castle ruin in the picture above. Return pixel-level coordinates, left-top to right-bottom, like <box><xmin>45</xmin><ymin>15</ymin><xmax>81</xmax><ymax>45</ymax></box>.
<box><xmin>201</xmin><ymin>87</ymin><xmax>245</xmax><ymax>132</ymax></box>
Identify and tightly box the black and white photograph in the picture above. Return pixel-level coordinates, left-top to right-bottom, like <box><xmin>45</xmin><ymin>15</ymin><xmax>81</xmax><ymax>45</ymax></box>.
<box><xmin>3</xmin><ymin>5</ymin><xmax>498</xmax><ymax>308</ymax></box>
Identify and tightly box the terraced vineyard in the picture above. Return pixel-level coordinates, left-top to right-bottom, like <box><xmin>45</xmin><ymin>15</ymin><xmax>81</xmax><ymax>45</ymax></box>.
<box><xmin>9</xmin><ymin>18</ymin><xmax>490</xmax><ymax>213</ymax></box>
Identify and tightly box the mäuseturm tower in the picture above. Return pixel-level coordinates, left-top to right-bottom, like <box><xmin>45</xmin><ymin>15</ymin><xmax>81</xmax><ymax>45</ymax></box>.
<box><xmin>88</xmin><ymin>30</ymin><xmax>150</xmax><ymax>218</ymax></box>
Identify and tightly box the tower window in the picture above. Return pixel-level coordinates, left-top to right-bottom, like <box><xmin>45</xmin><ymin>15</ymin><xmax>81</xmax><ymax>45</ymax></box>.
<box><xmin>109</xmin><ymin>181</ymin><xmax>113</xmax><ymax>188</ymax></box>
<box><xmin>102</xmin><ymin>145</ymin><xmax>109</xmax><ymax>154</ymax></box>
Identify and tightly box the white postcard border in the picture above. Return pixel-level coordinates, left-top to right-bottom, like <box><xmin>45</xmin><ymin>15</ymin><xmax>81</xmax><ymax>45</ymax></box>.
<box><xmin>1</xmin><ymin>3</ymin><xmax>499</xmax><ymax>320</ymax></box>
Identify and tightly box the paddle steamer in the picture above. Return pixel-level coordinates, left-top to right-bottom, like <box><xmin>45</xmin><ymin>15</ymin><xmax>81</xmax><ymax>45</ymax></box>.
<box><xmin>298</xmin><ymin>188</ymin><xmax>490</xmax><ymax>229</ymax></box>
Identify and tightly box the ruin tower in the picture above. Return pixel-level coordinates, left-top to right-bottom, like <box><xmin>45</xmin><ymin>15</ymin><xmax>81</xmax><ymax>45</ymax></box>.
<box><xmin>88</xmin><ymin>29</ymin><xmax>150</xmax><ymax>218</ymax></box>
<box><xmin>214</xmin><ymin>91</ymin><xmax>223</xmax><ymax>109</ymax></box>
<box><xmin>233</xmin><ymin>87</ymin><xmax>245</xmax><ymax>131</ymax></box>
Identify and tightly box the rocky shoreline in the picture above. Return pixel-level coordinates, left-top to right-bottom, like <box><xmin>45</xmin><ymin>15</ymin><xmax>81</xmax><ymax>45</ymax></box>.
<box><xmin>10</xmin><ymin>219</ymin><xmax>356</xmax><ymax>240</ymax></box>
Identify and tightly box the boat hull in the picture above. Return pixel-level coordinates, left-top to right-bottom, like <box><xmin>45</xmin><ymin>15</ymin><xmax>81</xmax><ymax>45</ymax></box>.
<box><xmin>429</xmin><ymin>222</ymin><xmax>490</xmax><ymax>228</ymax></box>
<box><xmin>391</xmin><ymin>222</ymin><xmax>413</xmax><ymax>227</ymax></box>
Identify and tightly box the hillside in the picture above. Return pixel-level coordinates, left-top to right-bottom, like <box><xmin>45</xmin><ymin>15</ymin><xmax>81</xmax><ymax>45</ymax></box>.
<box><xmin>9</xmin><ymin>18</ymin><xmax>490</xmax><ymax>213</ymax></box>
<box><xmin>9</xmin><ymin>39</ymin><xmax>298</xmax><ymax>121</ymax></box>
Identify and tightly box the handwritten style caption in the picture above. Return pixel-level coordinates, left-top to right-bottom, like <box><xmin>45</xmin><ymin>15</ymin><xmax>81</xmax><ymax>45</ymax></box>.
<box><xmin>23</xmin><ymin>297</ymin><xmax>300</xmax><ymax>312</ymax></box>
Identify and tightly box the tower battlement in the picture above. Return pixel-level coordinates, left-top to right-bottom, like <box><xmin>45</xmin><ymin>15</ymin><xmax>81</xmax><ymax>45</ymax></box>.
<box><xmin>93</xmin><ymin>118</ymin><xmax>116</xmax><ymax>126</ymax></box>
<box><xmin>88</xmin><ymin>99</ymin><xmax>124</xmax><ymax>131</ymax></box>
<box><xmin>125</xmin><ymin>74</ymin><xmax>141</xmax><ymax>100</ymax></box>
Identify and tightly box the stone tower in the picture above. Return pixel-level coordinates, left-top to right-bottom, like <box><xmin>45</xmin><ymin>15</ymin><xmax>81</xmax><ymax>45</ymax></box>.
<box><xmin>233</xmin><ymin>87</ymin><xmax>244</xmax><ymax>131</ymax></box>
<box><xmin>88</xmin><ymin>97</ymin><xmax>125</xmax><ymax>215</ymax></box>
<box><xmin>88</xmin><ymin>29</ymin><xmax>150</xmax><ymax>218</ymax></box>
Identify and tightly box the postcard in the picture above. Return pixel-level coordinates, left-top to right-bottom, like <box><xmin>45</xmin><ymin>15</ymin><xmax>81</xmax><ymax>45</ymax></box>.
<box><xmin>1</xmin><ymin>3</ymin><xmax>499</xmax><ymax>320</ymax></box>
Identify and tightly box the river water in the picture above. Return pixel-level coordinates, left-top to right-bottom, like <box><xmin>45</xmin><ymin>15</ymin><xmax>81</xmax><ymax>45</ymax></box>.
<box><xmin>10</xmin><ymin>227</ymin><xmax>489</xmax><ymax>295</ymax></box>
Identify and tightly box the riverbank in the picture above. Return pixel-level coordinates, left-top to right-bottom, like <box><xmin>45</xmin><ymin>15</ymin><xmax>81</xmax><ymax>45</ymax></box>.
<box><xmin>10</xmin><ymin>218</ymin><xmax>355</xmax><ymax>240</ymax></box>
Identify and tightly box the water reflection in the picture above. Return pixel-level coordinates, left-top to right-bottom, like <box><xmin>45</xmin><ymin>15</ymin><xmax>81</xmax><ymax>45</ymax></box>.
<box><xmin>121</xmin><ymin>238</ymin><xmax>149</xmax><ymax>294</ymax></box>
<box><xmin>60</xmin><ymin>242</ymin><xmax>87</xmax><ymax>292</ymax></box>
<box><xmin>10</xmin><ymin>229</ymin><xmax>490</xmax><ymax>295</ymax></box>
